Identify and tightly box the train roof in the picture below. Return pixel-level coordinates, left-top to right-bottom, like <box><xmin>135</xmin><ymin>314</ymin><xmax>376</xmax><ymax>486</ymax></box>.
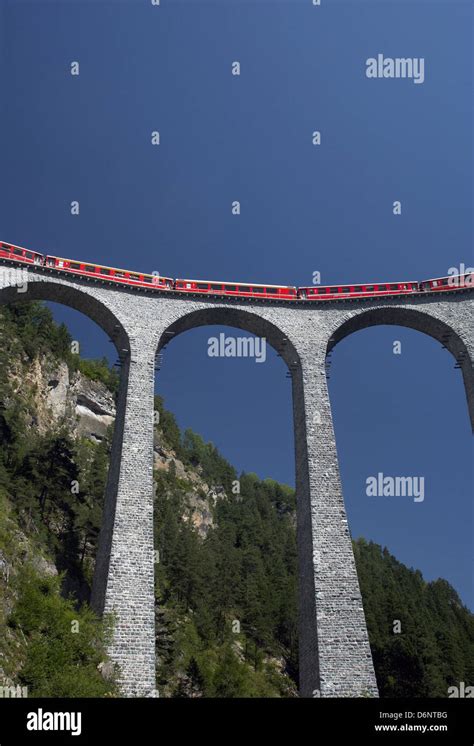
<box><xmin>422</xmin><ymin>274</ymin><xmax>472</xmax><ymax>282</ymax></box>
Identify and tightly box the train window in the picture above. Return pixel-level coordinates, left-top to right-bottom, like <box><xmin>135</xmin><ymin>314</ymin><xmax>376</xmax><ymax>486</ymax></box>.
<box><xmin>354</xmin><ymin>286</ymin><xmax>362</xmax><ymax>293</ymax></box>
<box><xmin>2</xmin><ymin>243</ymin><xmax>11</xmax><ymax>249</ymax></box>
<box><xmin>389</xmin><ymin>284</ymin><xmax>398</xmax><ymax>290</ymax></box>
<box><xmin>210</xmin><ymin>284</ymin><xmax>222</xmax><ymax>291</ymax></box>
<box><xmin>197</xmin><ymin>283</ymin><xmax>209</xmax><ymax>290</ymax></box>
<box><xmin>99</xmin><ymin>268</ymin><xmax>110</xmax><ymax>276</ymax></box>
<box><xmin>114</xmin><ymin>271</ymin><xmax>125</xmax><ymax>278</ymax></box>
<box><xmin>70</xmin><ymin>262</ymin><xmax>81</xmax><ymax>270</ymax></box>
<box><xmin>329</xmin><ymin>287</ymin><xmax>338</xmax><ymax>293</ymax></box>
<box><xmin>253</xmin><ymin>287</ymin><xmax>264</xmax><ymax>293</ymax></box>
<box><xmin>13</xmin><ymin>248</ymin><xmax>23</xmax><ymax>256</ymax></box>
<box><xmin>85</xmin><ymin>265</ymin><xmax>95</xmax><ymax>272</ymax></box>
<box><xmin>377</xmin><ymin>285</ymin><xmax>386</xmax><ymax>291</ymax></box>
<box><xmin>128</xmin><ymin>273</ymin><xmax>140</xmax><ymax>280</ymax></box>
<box><xmin>225</xmin><ymin>285</ymin><xmax>236</xmax><ymax>291</ymax></box>
<box><xmin>25</xmin><ymin>252</ymin><xmax>33</xmax><ymax>259</ymax></box>
<box><xmin>342</xmin><ymin>287</ymin><xmax>351</xmax><ymax>293</ymax></box>
<box><xmin>365</xmin><ymin>285</ymin><xmax>374</xmax><ymax>291</ymax></box>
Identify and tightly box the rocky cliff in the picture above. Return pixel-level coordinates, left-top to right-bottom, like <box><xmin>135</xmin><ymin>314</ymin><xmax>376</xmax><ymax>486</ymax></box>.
<box><xmin>7</xmin><ymin>347</ymin><xmax>220</xmax><ymax>538</ymax></box>
<box><xmin>8</xmin><ymin>356</ymin><xmax>115</xmax><ymax>442</ymax></box>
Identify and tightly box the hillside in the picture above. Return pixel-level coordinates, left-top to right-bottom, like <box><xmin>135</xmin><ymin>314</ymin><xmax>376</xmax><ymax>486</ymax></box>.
<box><xmin>0</xmin><ymin>301</ymin><xmax>472</xmax><ymax>697</ymax></box>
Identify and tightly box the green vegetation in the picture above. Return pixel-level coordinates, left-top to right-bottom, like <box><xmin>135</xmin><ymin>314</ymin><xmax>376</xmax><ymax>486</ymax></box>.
<box><xmin>355</xmin><ymin>538</ymin><xmax>474</xmax><ymax>697</ymax></box>
<box><xmin>0</xmin><ymin>302</ymin><xmax>72</xmax><ymax>363</ymax></box>
<box><xmin>0</xmin><ymin>303</ymin><xmax>117</xmax><ymax>695</ymax></box>
<box><xmin>0</xmin><ymin>300</ymin><xmax>119</xmax><ymax>393</ymax></box>
<box><xmin>71</xmin><ymin>357</ymin><xmax>119</xmax><ymax>395</ymax></box>
<box><xmin>8</xmin><ymin>566</ymin><xmax>115</xmax><ymax>697</ymax></box>
<box><xmin>154</xmin><ymin>395</ymin><xmax>182</xmax><ymax>455</ymax></box>
<box><xmin>154</xmin><ymin>469</ymin><xmax>298</xmax><ymax>697</ymax></box>
<box><xmin>154</xmin><ymin>396</ymin><xmax>237</xmax><ymax>491</ymax></box>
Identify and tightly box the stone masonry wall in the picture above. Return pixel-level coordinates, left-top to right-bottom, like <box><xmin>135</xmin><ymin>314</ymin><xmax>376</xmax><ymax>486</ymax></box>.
<box><xmin>0</xmin><ymin>263</ymin><xmax>472</xmax><ymax>697</ymax></box>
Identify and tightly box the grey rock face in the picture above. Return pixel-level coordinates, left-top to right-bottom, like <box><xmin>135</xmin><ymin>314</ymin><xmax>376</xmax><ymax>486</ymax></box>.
<box><xmin>46</xmin><ymin>361</ymin><xmax>70</xmax><ymax>421</ymax></box>
<box><xmin>70</xmin><ymin>376</ymin><xmax>115</xmax><ymax>441</ymax></box>
<box><xmin>0</xmin><ymin>264</ymin><xmax>472</xmax><ymax>698</ymax></box>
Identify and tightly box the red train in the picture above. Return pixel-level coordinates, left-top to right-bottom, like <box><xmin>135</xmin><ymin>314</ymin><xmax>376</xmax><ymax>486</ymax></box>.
<box><xmin>174</xmin><ymin>278</ymin><xmax>297</xmax><ymax>300</ymax></box>
<box><xmin>0</xmin><ymin>241</ymin><xmax>472</xmax><ymax>302</ymax></box>
<box><xmin>298</xmin><ymin>281</ymin><xmax>419</xmax><ymax>300</ymax></box>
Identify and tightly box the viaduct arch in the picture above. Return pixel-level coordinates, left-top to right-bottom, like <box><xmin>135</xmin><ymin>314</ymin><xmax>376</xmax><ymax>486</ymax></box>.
<box><xmin>0</xmin><ymin>265</ymin><xmax>472</xmax><ymax>697</ymax></box>
<box><xmin>326</xmin><ymin>303</ymin><xmax>474</xmax><ymax>431</ymax></box>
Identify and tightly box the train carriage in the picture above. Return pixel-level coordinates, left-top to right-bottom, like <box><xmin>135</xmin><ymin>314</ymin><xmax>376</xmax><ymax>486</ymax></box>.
<box><xmin>175</xmin><ymin>278</ymin><xmax>298</xmax><ymax>300</ymax></box>
<box><xmin>298</xmin><ymin>281</ymin><xmax>419</xmax><ymax>300</ymax></box>
<box><xmin>45</xmin><ymin>256</ymin><xmax>174</xmax><ymax>290</ymax></box>
<box><xmin>419</xmin><ymin>274</ymin><xmax>473</xmax><ymax>292</ymax></box>
<box><xmin>0</xmin><ymin>242</ymin><xmax>44</xmax><ymax>265</ymax></box>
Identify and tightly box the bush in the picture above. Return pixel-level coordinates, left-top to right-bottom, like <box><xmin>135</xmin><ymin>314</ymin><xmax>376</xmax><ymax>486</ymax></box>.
<box><xmin>9</xmin><ymin>565</ymin><xmax>117</xmax><ymax>697</ymax></box>
<box><xmin>72</xmin><ymin>357</ymin><xmax>119</xmax><ymax>395</ymax></box>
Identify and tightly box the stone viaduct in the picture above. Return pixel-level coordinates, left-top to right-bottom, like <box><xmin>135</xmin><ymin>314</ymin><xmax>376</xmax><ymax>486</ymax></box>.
<box><xmin>0</xmin><ymin>263</ymin><xmax>472</xmax><ymax>698</ymax></box>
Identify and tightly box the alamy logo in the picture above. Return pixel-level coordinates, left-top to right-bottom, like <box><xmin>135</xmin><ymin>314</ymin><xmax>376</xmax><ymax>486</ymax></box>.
<box><xmin>0</xmin><ymin>684</ymin><xmax>27</xmax><ymax>698</ymax></box>
<box><xmin>207</xmin><ymin>333</ymin><xmax>266</xmax><ymax>363</ymax></box>
<box><xmin>448</xmin><ymin>682</ymin><xmax>474</xmax><ymax>698</ymax></box>
<box><xmin>26</xmin><ymin>708</ymin><xmax>82</xmax><ymax>737</ymax></box>
<box><xmin>366</xmin><ymin>472</ymin><xmax>425</xmax><ymax>502</ymax></box>
<box><xmin>366</xmin><ymin>54</ymin><xmax>425</xmax><ymax>84</ymax></box>
<box><xmin>447</xmin><ymin>265</ymin><xmax>474</xmax><ymax>287</ymax></box>
<box><xmin>3</xmin><ymin>267</ymin><xmax>28</xmax><ymax>293</ymax></box>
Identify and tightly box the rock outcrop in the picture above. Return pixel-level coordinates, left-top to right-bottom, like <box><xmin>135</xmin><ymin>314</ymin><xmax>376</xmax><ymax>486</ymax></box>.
<box><xmin>153</xmin><ymin>431</ymin><xmax>223</xmax><ymax>538</ymax></box>
<box><xmin>8</xmin><ymin>355</ymin><xmax>116</xmax><ymax>442</ymax></box>
<box><xmin>10</xmin><ymin>353</ymin><xmax>222</xmax><ymax>537</ymax></box>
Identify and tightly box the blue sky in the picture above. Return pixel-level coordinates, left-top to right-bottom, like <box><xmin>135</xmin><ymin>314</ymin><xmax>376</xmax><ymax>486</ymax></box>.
<box><xmin>0</xmin><ymin>0</ymin><xmax>472</xmax><ymax>608</ymax></box>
